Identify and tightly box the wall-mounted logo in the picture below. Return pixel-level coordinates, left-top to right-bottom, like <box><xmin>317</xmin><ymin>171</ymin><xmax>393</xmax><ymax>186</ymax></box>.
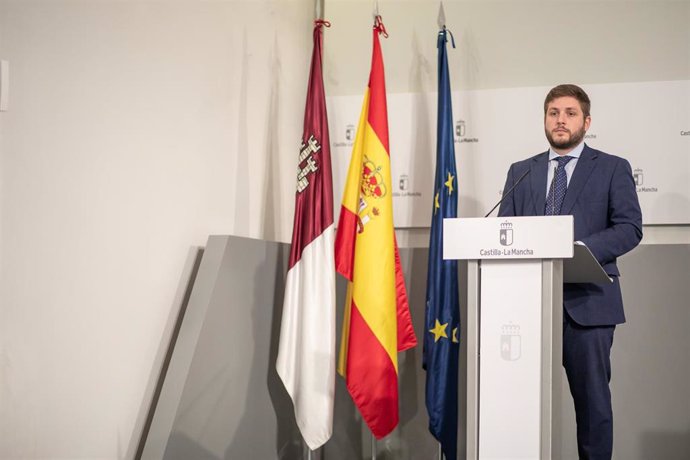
<box><xmin>334</xmin><ymin>123</ymin><xmax>357</xmax><ymax>148</ymax></box>
<box><xmin>680</xmin><ymin>130</ymin><xmax>689</xmax><ymax>137</ymax></box>
<box><xmin>456</xmin><ymin>120</ymin><xmax>466</xmax><ymax>138</ymax></box>
<box><xmin>399</xmin><ymin>174</ymin><xmax>409</xmax><ymax>191</ymax></box>
<box><xmin>345</xmin><ymin>124</ymin><xmax>355</xmax><ymax>142</ymax></box>
<box><xmin>392</xmin><ymin>173</ymin><xmax>421</xmax><ymax>199</ymax></box>
<box><xmin>499</xmin><ymin>221</ymin><xmax>513</xmax><ymax>246</ymax></box>
<box><xmin>633</xmin><ymin>167</ymin><xmax>658</xmax><ymax>193</ymax></box>
<box><xmin>454</xmin><ymin>119</ymin><xmax>479</xmax><ymax>144</ymax></box>
<box><xmin>633</xmin><ymin>168</ymin><xmax>644</xmax><ymax>186</ymax></box>
<box><xmin>501</xmin><ymin>324</ymin><xmax>521</xmax><ymax>361</ymax></box>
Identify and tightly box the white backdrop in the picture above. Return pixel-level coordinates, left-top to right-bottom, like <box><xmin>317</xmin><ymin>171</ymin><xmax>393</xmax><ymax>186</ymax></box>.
<box><xmin>329</xmin><ymin>80</ymin><xmax>690</xmax><ymax>227</ymax></box>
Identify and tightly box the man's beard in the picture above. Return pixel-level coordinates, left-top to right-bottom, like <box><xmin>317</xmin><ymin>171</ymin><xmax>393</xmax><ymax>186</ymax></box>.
<box><xmin>546</xmin><ymin>126</ymin><xmax>586</xmax><ymax>151</ymax></box>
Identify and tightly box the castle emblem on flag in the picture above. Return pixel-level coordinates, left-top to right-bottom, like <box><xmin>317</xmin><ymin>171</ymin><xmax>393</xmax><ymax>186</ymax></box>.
<box><xmin>296</xmin><ymin>135</ymin><xmax>321</xmax><ymax>193</ymax></box>
<box><xmin>499</xmin><ymin>221</ymin><xmax>513</xmax><ymax>246</ymax></box>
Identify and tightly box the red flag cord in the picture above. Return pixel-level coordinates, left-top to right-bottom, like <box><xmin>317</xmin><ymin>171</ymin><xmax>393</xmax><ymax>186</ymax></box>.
<box><xmin>373</xmin><ymin>15</ymin><xmax>388</xmax><ymax>38</ymax></box>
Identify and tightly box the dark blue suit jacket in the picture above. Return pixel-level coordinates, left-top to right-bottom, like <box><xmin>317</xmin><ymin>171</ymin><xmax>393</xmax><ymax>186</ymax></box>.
<box><xmin>498</xmin><ymin>144</ymin><xmax>643</xmax><ymax>326</ymax></box>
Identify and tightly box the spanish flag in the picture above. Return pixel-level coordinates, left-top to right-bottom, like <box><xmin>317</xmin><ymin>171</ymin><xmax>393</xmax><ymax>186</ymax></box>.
<box><xmin>334</xmin><ymin>17</ymin><xmax>417</xmax><ymax>439</ymax></box>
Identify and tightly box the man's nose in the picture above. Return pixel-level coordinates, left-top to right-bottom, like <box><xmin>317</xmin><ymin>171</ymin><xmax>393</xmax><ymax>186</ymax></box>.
<box><xmin>557</xmin><ymin>112</ymin><xmax>568</xmax><ymax>124</ymax></box>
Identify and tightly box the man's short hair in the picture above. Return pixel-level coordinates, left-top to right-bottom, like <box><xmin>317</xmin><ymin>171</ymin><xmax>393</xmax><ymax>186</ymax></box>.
<box><xmin>544</xmin><ymin>84</ymin><xmax>591</xmax><ymax>118</ymax></box>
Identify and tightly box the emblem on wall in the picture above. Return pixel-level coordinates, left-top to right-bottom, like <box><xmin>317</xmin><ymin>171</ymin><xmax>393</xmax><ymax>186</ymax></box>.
<box><xmin>456</xmin><ymin>119</ymin><xmax>466</xmax><ymax>138</ymax></box>
<box><xmin>633</xmin><ymin>168</ymin><xmax>644</xmax><ymax>186</ymax></box>
<box><xmin>399</xmin><ymin>174</ymin><xmax>409</xmax><ymax>191</ymax></box>
<box><xmin>345</xmin><ymin>124</ymin><xmax>355</xmax><ymax>142</ymax></box>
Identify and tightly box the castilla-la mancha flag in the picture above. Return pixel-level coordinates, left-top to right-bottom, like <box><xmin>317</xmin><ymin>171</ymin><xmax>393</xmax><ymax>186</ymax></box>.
<box><xmin>334</xmin><ymin>17</ymin><xmax>417</xmax><ymax>439</ymax></box>
<box><xmin>276</xmin><ymin>20</ymin><xmax>335</xmax><ymax>450</ymax></box>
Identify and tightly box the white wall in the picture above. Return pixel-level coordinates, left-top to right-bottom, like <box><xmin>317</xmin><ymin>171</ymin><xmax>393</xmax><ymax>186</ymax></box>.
<box><xmin>0</xmin><ymin>1</ymin><xmax>312</xmax><ymax>458</ymax></box>
<box><xmin>1</xmin><ymin>1</ymin><xmax>688</xmax><ymax>459</ymax></box>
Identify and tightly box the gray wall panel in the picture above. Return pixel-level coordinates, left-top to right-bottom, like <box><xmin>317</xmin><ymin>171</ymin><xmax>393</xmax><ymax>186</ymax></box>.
<box><xmin>611</xmin><ymin>245</ymin><xmax>690</xmax><ymax>460</ymax></box>
<box><xmin>148</xmin><ymin>239</ymin><xmax>689</xmax><ymax>459</ymax></box>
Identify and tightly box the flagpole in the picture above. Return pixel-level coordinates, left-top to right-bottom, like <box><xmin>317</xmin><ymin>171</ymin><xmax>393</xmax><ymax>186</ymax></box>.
<box><xmin>368</xmin><ymin>11</ymin><xmax>379</xmax><ymax>454</ymax></box>
<box><xmin>424</xmin><ymin>7</ymin><xmax>459</xmax><ymax>460</ymax></box>
<box><xmin>314</xmin><ymin>0</ymin><xmax>324</xmax><ymax>21</ymax></box>
<box><xmin>307</xmin><ymin>9</ymin><xmax>325</xmax><ymax>460</ymax></box>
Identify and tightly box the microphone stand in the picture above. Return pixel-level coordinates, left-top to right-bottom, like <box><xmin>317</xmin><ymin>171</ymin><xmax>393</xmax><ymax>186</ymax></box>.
<box><xmin>484</xmin><ymin>169</ymin><xmax>530</xmax><ymax>217</ymax></box>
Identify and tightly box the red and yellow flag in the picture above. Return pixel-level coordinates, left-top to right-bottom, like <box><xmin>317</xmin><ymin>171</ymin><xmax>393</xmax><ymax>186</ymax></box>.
<box><xmin>334</xmin><ymin>17</ymin><xmax>417</xmax><ymax>439</ymax></box>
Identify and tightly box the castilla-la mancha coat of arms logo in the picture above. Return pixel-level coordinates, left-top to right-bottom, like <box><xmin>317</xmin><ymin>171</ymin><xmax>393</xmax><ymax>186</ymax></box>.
<box><xmin>500</xmin><ymin>221</ymin><xmax>513</xmax><ymax>246</ymax></box>
<box><xmin>501</xmin><ymin>324</ymin><xmax>521</xmax><ymax>361</ymax></box>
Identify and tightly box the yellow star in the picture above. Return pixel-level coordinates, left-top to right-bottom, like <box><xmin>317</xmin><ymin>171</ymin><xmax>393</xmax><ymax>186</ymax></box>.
<box><xmin>452</xmin><ymin>327</ymin><xmax>459</xmax><ymax>343</ymax></box>
<box><xmin>444</xmin><ymin>172</ymin><xmax>455</xmax><ymax>195</ymax></box>
<box><xmin>434</xmin><ymin>191</ymin><xmax>440</xmax><ymax>215</ymax></box>
<box><xmin>429</xmin><ymin>319</ymin><xmax>448</xmax><ymax>343</ymax></box>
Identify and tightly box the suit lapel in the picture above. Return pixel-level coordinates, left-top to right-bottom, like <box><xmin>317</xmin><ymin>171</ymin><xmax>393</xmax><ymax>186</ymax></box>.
<box><xmin>561</xmin><ymin>144</ymin><xmax>598</xmax><ymax>215</ymax></box>
<box><xmin>530</xmin><ymin>152</ymin><xmax>549</xmax><ymax>216</ymax></box>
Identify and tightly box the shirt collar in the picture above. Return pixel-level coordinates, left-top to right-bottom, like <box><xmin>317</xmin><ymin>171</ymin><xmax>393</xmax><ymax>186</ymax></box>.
<box><xmin>549</xmin><ymin>141</ymin><xmax>585</xmax><ymax>161</ymax></box>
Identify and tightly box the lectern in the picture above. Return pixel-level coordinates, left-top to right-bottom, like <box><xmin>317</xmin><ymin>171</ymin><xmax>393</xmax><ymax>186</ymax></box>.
<box><xmin>443</xmin><ymin>216</ymin><xmax>610</xmax><ymax>460</ymax></box>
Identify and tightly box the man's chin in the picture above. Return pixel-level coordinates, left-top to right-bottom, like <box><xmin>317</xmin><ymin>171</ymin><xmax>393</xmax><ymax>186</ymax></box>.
<box><xmin>547</xmin><ymin>132</ymin><xmax>584</xmax><ymax>151</ymax></box>
<box><xmin>552</xmin><ymin>140</ymin><xmax>574</xmax><ymax>149</ymax></box>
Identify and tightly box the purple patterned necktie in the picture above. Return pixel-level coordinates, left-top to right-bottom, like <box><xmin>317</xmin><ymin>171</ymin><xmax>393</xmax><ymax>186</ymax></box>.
<box><xmin>545</xmin><ymin>156</ymin><xmax>574</xmax><ymax>215</ymax></box>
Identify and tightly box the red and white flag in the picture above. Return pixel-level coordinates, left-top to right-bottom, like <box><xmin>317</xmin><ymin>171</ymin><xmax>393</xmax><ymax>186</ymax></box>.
<box><xmin>276</xmin><ymin>20</ymin><xmax>335</xmax><ymax>450</ymax></box>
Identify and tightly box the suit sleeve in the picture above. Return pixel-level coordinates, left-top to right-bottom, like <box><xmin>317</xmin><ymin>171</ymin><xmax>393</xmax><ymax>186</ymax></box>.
<box><xmin>580</xmin><ymin>158</ymin><xmax>643</xmax><ymax>265</ymax></box>
<box><xmin>497</xmin><ymin>165</ymin><xmax>517</xmax><ymax>217</ymax></box>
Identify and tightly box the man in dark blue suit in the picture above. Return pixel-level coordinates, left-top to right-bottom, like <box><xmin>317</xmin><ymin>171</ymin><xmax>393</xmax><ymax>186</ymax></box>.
<box><xmin>498</xmin><ymin>84</ymin><xmax>643</xmax><ymax>460</ymax></box>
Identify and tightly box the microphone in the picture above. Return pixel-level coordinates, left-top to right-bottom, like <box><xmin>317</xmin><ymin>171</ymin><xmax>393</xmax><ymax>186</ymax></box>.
<box><xmin>484</xmin><ymin>168</ymin><xmax>531</xmax><ymax>217</ymax></box>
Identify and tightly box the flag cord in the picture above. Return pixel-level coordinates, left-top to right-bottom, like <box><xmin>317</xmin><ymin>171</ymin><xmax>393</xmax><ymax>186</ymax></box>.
<box><xmin>373</xmin><ymin>15</ymin><xmax>388</xmax><ymax>38</ymax></box>
<box><xmin>440</xmin><ymin>26</ymin><xmax>456</xmax><ymax>49</ymax></box>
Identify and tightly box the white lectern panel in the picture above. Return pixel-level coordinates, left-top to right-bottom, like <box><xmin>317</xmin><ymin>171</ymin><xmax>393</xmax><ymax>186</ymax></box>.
<box><xmin>444</xmin><ymin>216</ymin><xmax>573</xmax><ymax>260</ymax></box>
<box><xmin>480</xmin><ymin>260</ymin><xmax>542</xmax><ymax>460</ymax></box>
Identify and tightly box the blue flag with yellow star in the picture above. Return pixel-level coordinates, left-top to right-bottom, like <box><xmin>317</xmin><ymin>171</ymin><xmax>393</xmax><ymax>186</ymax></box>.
<box><xmin>423</xmin><ymin>27</ymin><xmax>460</xmax><ymax>460</ymax></box>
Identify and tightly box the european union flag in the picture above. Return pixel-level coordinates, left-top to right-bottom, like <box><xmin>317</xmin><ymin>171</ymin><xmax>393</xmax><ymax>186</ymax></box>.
<box><xmin>423</xmin><ymin>27</ymin><xmax>459</xmax><ymax>460</ymax></box>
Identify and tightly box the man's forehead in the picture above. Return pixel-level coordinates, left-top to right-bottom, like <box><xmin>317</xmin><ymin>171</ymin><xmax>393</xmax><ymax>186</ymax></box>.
<box><xmin>547</xmin><ymin>96</ymin><xmax>581</xmax><ymax>111</ymax></box>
